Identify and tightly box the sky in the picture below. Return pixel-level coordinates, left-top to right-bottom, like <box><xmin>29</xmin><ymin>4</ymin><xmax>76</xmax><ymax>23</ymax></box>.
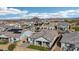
<box><xmin>0</xmin><ymin>7</ymin><xmax>79</xmax><ymax>19</ymax></box>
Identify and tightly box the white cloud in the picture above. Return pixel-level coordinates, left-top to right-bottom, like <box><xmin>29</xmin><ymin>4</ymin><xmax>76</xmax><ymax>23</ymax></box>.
<box><xmin>57</xmin><ymin>9</ymin><xmax>79</xmax><ymax>18</ymax></box>
<box><xmin>0</xmin><ymin>7</ymin><xmax>28</xmax><ymax>15</ymax></box>
<box><xmin>22</xmin><ymin>13</ymin><xmax>64</xmax><ymax>19</ymax></box>
<box><xmin>0</xmin><ymin>7</ymin><xmax>79</xmax><ymax>19</ymax></box>
<box><xmin>23</xmin><ymin>9</ymin><xmax>79</xmax><ymax>19</ymax></box>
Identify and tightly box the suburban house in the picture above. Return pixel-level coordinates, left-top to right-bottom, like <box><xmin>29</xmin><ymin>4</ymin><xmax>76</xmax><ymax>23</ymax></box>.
<box><xmin>27</xmin><ymin>29</ymin><xmax>61</xmax><ymax>48</ymax></box>
<box><xmin>41</xmin><ymin>23</ymin><xmax>56</xmax><ymax>30</ymax></box>
<box><xmin>20</xmin><ymin>29</ymin><xmax>62</xmax><ymax>48</ymax></box>
<box><xmin>0</xmin><ymin>25</ymin><xmax>24</xmax><ymax>43</ymax></box>
<box><xmin>0</xmin><ymin>25</ymin><xmax>10</xmax><ymax>32</ymax></box>
<box><xmin>60</xmin><ymin>32</ymin><xmax>79</xmax><ymax>51</ymax></box>
<box><xmin>0</xmin><ymin>31</ymin><xmax>21</xmax><ymax>43</ymax></box>
<box><xmin>0</xmin><ymin>34</ymin><xmax>9</xmax><ymax>43</ymax></box>
<box><xmin>20</xmin><ymin>30</ymin><xmax>33</xmax><ymax>43</ymax></box>
<box><xmin>57</xmin><ymin>22</ymin><xmax>70</xmax><ymax>33</ymax></box>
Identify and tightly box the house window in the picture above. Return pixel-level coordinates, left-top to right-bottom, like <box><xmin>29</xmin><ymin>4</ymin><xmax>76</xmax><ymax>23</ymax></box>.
<box><xmin>36</xmin><ymin>41</ymin><xmax>42</xmax><ymax>45</ymax></box>
<box><xmin>61</xmin><ymin>43</ymin><xmax>75</xmax><ymax>51</ymax></box>
<box><xmin>46</xmin><ymin>42</ymin><xmax>49</xmax><ymax>45</ymax></box>
<box><xmin>14</xmin><ymin>38</ymin><xmax>16</xmax><ymax>41</ymax></box>
<box><xmin>30</xmin><ymin>39</ymin><xmax>32</xmax><ymax>41</ymax></box>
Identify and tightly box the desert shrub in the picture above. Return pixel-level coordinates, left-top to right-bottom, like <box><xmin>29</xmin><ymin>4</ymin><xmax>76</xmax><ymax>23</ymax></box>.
<box><xmin>8</xmin><ymin>43</ymin><xmax>16</xmax><ymax>51</ymax></box>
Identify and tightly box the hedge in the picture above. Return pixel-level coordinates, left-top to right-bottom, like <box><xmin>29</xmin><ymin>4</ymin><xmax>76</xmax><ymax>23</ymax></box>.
<box><xmin>8</xmin><ymin>44</ymin><xmax>16</xmax><ymax>51</ymax></box>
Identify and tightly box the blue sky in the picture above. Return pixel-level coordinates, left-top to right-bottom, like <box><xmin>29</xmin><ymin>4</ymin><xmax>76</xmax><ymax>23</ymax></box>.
<box><xmin>0</xmin><ymin>7</ymin><xmax>79</xmax><ymax>19</ymax></box>
<box><xmin>9</xmin><ymin>7</ymin><xmax>79</xmax><ymax>13</ymax></box>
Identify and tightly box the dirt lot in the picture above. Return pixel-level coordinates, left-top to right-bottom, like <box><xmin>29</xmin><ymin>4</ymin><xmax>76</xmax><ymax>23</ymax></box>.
<box><xmin>14</xmin><ymin>41</ymin><xmax>37</xmax><ymax>51</ymax></box>
<box><xmin>0</xmin><ymin>43</ymin><xmax>10</xmax><ymax>50</ymax></box>
<box><xmin>14</xmin><ymin>46</ymin><xmax>37</xmax><ymax>51</ymax></box>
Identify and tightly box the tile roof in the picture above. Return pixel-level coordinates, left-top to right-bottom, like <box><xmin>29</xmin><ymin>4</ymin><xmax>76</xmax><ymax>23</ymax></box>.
<box><xmin>60</xmin><ymin>32</ymin><xmax>79</xmax><ymax>47</ymax></box>
<box><xmin>20</xmin><ymin>30</ymin><xmax>33</xmax><ymax>38</ymax></box>
<box><xmin>0</xmin><ymin>31</ymin><xmax>21</xmax><ymax>38</ymax></box>
<box><xmin>30</xmin><ymin>29</ymin><xmax>58</xmax><ymax>42</ymax></box>
<box><xmin>0</xmin><ymin>29</ymin><xmax>33</xmax><ymax>39</ymax></box>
